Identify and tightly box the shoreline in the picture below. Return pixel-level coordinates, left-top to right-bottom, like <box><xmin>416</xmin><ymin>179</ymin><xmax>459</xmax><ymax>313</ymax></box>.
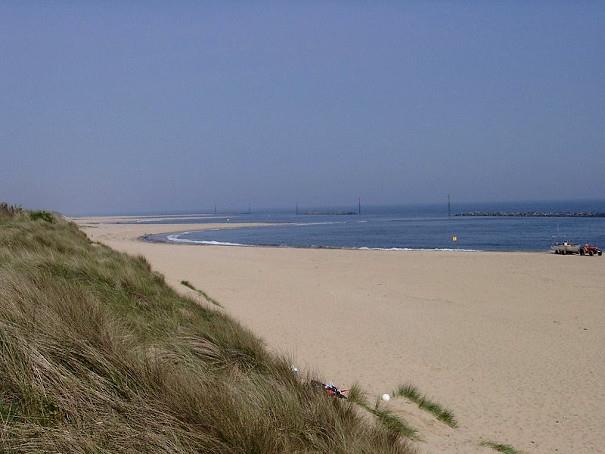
<box><xmin>145</xmin><ymin>236</ymin><xmax>526</xmax><ymax>254</ymax></box>
<box><xmin>140</xmin><ymin>224</ymin><xmax>553</xmax><ymax>255</ymax></box>
<box><xmin>142</xmin><ymin>231</ymin><xmax>485</xmax><ymax>253</ymax></box>
<box><xmin>75</xmin><ymin>215</ymin><xmax>605</xmax><ymax>453</ymax></box>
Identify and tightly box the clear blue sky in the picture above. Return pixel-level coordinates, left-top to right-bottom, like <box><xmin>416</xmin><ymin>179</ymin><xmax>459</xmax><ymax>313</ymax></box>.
<box><xmin>1</xmin><ymin>1</ymin><xmax>603</xmax><ymax>214</ymax></box>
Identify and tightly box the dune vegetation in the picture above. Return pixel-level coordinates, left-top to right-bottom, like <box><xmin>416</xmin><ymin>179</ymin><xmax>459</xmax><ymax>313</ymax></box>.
<box><xmin>391</xmin><ymin>384</ymin><xmax>457</xmax><ymax>428</ymax></box>
<box><xmin>480</xmin><ymin>441</ymin><xmax>522</xmax><ymax>454</ymax></box>
<box><xmin>0</xmin><ymin>205</ymin><xmax>414</xmax><ymax>453</ymax></box>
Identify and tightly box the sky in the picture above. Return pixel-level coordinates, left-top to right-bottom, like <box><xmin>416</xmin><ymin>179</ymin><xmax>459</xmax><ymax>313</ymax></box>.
<box><xmin>1</xmin><ymin>1</ymin><xmax>604</xmax><ymax>215</ymax></box>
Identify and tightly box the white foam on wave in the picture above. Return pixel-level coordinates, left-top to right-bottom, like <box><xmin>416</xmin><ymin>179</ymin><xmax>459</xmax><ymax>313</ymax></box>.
<box><xmin>198</xmin><ymin>240</ymin><xmax>246</xmax><ymax>246</ymax></box>
<box><xmin>166</xmin><ymin>234</ymin><xmax>245</xmax><ymax>246</ymax></box>
<box><xmin>163</xmin><ymin>233</ymin><xmax>479</xmax><ymax>251</ymax></box>
<box><xmin>166</xmin><ymin>234</ymin><xmax>188</xmax><ymax>243</ymax></box>
<box><xmin>357</xmin><ymin>246</ymin><xmax>479</xmax><ymax>252</ymax></box>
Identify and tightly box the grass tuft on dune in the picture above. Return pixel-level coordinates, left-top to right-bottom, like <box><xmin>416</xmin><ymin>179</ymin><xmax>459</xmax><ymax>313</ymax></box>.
<box><xmin>480</xmin><ymin>440</ymin><xmax>522</xmax><ymax>453</ymax></box>
<box><xmin>392</xmin><ymin>384</ymin><xmax>457</xmax><ymax>428</ymax></box>
<box><xmin>180</xmin><ymin>279</ymin><xmax>223</xmax><ymax>307</ymax></box>
<box><xmin>0</xmin><ymin>208</ymin><xmax>413</xmax><ymax>453</ymax></box>
<box><xmin>347</xmin><ymin>385</ymin><xmax>418</xmax><ymax>440</ymax></box>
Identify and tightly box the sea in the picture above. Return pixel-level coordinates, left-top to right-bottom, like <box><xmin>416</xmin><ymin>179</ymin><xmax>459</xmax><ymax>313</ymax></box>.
<box><xmin>138</xmin><ymin>200</ymin><xmax>605</xmax><ymax>252</ymax></box>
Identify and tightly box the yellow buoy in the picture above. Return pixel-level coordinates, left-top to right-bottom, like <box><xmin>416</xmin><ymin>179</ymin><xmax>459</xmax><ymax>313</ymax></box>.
<box><xmin>452</xmin><ymin>235</ymin><xmax>458</xmax><ymax>242</ymax></box>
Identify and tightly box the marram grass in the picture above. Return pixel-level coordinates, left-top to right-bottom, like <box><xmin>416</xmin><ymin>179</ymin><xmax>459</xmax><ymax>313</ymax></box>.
<box><xmin>180</xmin><ymin>279</ymin><xmax>223</xmax><ymax>307</ymax></box>
<box><xmin>392</xmin><ymin>383</ymin><xmax>458</xmax><ymax>427</ymax></box>
<box><xmin>0</xmin><ymin>209</ymin><xmax>413</xmax><ymax>453</ymax></box>
<box><xmin>480</xmin><ymin>440</ymin><xmax>522</xmax><ymax>454</ymax></box>
<box><xmin>347</xmin><ymin>385</ymin><xmax>418</xmax><ymax>440</ymax></box>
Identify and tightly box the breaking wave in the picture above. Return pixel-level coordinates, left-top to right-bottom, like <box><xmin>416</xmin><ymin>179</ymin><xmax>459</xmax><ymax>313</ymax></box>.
<box><xmin>166</xmin><ymin>234</ymin><xmax>244</xmax><ymax>246</ymax></box>
<box><xmin>161</xmin><ymin>233</ymin><xmax>479</xmax><ymax>251</ymax></box>
<box><xmin>357</xmin><ymin>247</ymin><xmax>479</xmax><ymax>252</ymax></box>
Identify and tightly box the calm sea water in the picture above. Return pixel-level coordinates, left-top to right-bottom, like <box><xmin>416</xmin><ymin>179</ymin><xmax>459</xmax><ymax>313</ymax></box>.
<box><xmin>141</xmin><ymin>201</ymin><xmax>605</xmax><ymax>252</ymax></box>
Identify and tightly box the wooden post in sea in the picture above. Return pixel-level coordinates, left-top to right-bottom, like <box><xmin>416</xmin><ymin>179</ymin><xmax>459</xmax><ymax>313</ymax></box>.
<box><xmin>358</xmin><ymin>197</ymin><xmax>361</xmax><ymax>215</ymax></box>
<box><xmin>448</xmin><ymin>194</ymin><xmax>451</xmax><ymax>218</ymax></box>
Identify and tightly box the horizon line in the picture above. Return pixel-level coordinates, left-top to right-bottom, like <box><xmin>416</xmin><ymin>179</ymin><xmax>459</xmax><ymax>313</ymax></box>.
<box><xmin>66</xmin><ymin>197</ymin><xmax>605</xmax><ymax>217</ymax></box>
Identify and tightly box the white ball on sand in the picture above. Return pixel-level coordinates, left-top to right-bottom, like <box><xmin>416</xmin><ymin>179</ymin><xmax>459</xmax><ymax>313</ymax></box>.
<box><xmin>381</xmin><ymin>393</ymin><xmax>391</xmax><ymax>401</ymax></box>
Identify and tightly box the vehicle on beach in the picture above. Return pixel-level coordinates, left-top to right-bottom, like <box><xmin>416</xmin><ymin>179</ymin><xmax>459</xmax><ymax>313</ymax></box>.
<box><xmin>551</xmin><ymin>242</ymin><xmax>580</xmax><ymax>255</ymax></box>
<box><xmin>579</xmin><ymin>244</ymin><xmax>602</xmax><ymax>256</ymax></box>
<box><xmin>551</xmin><ymin>242</ymin><xmax>602</xmax><ymax>256</ymax></box>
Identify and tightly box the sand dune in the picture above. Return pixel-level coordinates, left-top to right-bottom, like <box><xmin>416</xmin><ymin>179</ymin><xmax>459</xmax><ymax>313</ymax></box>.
<box><xmin>77</xmin><ymin>217</ymin><xmax>605</xmax><ymax>453</ymax></box>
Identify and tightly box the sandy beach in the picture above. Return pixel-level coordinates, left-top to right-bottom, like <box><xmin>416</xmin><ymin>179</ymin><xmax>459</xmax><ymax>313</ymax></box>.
<box><xmin>77</xmin><ymin>217</ymin><xmax>605</xmax><ymax>453</ymax></box>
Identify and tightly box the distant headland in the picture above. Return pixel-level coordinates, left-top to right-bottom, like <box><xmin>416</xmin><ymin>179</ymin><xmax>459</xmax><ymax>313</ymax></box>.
<box><xmin>300</xmin><ymin>210</ymin><xmax>358</xmax><ymax>216</ymax></box>
<box><xmin>456</xmin><ymin>211</ymin><xmax>605</xmax><ymax>218</ymax></box>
